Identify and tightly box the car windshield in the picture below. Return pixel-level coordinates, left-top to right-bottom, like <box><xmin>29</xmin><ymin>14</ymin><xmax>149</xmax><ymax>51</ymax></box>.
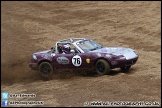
<box><xmin>77</xmin><ymin>40</ymin><xmax>103</xmax><ymax>52</ymax></box>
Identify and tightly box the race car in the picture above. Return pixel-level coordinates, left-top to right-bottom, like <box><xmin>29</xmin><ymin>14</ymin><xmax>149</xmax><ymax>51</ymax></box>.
<box><xmin>29</xmin><ymin>38</ymin><xmax>138</xmax><ymax>79</ymax></box>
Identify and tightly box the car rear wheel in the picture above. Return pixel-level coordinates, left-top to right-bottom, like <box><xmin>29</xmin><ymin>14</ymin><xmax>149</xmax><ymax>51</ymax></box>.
<box><xmin>95</xmin><ymin>59</ymin><xmax>110</xmax><ymax>75</ymax></box>
<box><xmin>39</xmin><ymin>62</ymin><xmax>53</xmax><ymax>79</ymax></box>
<box><xmin>120</xmin><ymin>66</ymin><xmax>131</xmax><ymax>71</ymax></box>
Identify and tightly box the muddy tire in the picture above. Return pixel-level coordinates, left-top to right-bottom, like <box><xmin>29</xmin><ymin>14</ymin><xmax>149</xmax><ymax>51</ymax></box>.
<box><xmin>39</xmin><ymin>62</ymin><xmax>53</xmax><ymax>80</ymax></box>
<box><xmin>95</xmin><ymin>59</ymin><xmax>111</xmax><ymax>75</ymax></box>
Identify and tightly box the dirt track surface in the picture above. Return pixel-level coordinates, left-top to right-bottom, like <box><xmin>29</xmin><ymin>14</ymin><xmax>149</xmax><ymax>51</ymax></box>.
<box><xmin>1</xmin><ymin>1</ymin><xmax>161</xmax><ymax>107</ymax></box>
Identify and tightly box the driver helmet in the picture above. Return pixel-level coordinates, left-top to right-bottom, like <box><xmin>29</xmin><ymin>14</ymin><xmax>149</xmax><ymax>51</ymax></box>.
<box><xmin>62</xmin><ymin>44</ymin><xmax>71</xmax><ymax>53</ymax></box>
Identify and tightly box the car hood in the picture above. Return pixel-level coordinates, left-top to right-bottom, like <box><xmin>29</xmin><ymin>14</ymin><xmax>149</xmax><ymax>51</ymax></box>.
<box><xmin>91</xmin><ymin>47</ymin><xmax>138</xmax><ymax>60</ymax></box>
<box><xmin>34</xmin><ymin>50</ymin><xmax>51</xmax><ymax>55</ymax></box>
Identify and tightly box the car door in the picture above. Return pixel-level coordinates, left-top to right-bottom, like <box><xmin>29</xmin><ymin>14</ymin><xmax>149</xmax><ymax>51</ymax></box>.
<box><xmin>52</xmin><ymin>52</ymin><xmax>93</xmax><ymax>69</ymax></box>
<box><xmin>71</xmin><ymin>52</ymin><xmax>96</xmax><ymax>69</ymax></box>
<box><xmin>52</xmin><ymin>53</ymin><xmax>73</xmax><ymax>69</ymax></box>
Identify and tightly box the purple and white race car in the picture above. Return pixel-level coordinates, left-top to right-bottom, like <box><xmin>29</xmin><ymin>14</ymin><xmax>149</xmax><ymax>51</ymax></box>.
<box><xmin>29</xmin><ymin>38</ymin><xmax>138</xmax><ymax>79</ymax></box>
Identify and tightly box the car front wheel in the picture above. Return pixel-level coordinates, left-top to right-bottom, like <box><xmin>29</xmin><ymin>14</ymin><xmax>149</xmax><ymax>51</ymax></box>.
<box><xmin>39</xmin><ymin>62</ymin><xmax>53</xmax><ymax>79</ymax></box>
<box><xmin>95</xmin><ymin>59</ymin><xmax>110</xmax><ymax>75</ymax></box>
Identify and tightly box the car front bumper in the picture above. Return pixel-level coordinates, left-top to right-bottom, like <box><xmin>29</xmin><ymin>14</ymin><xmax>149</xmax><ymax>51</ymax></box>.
<box><xmin>111</xmin><ymin>56</ymin><xmax>138</xmax><ymax>69</ymax></box>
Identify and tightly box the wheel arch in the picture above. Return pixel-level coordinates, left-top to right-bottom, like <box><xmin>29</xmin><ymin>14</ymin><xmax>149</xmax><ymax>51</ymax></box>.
<box><xmin>95</xmin><ymin>57</ymin><xmax>112</xmax><ymax>69</ymax></box>
<box><xmin>38</xmin><ymin>60</ymin><xmax>52</xmax><ymax>66</ymax></box>
<box><xmin>38</xmin><ymin>60</ymin><xmax>54</xmax><ymax>80</ymax></box>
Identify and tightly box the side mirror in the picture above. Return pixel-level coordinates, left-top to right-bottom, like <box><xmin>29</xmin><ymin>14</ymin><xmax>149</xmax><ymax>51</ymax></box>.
<box><xmin>70</xmin><ymin>49</ymin><xmax>75</xmax><ymax>54</ymax></box>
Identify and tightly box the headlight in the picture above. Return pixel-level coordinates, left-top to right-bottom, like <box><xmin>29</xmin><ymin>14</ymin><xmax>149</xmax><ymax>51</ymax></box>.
<box><xmin>119</xmin><ymin>56</ymin><xmax>126</xmax><ymax>60</ymax></box>
<box><xmin>33</xmin><ymin>54</ymin><xmax>37</xmax><ymax>60</ymax></box>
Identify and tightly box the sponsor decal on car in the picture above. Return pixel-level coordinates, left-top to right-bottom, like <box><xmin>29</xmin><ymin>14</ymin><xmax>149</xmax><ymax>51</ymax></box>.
<box><xmin>51</xmin><ymin>53</ymin><xmax>56</xmax><ymax>57</ymax></box>
<box><xmin>43</xmin><ymin>54</ymin><xmax>51</xmax><ymax>60</ymax></box>
<box><xmin>101</xmin><ymin>49</ymin><xmax>108</xmax><ymax>52</ymax></box>
<box><xmin>105</xmin><ymin>54</ymin><xmax>111</xmax><ymax>58</ymax></box>
<box><xmin>57</xmin><ymin>56</ymin><xmax>70</xmax><ymax>64</ymax></box>
<box><xmin>111</xmin><ymin>61</ymin><xmax>117</xmax><ymax>65</ymax></box>
<box><xmin>97</xmin><ymin>53</ymin><xmax>101</xmax><ymax>57</ymax></box>
<box><xmin>86</xmin><ymin>58</ymin><xmax>90</xmax><ymax>63</ymax></box>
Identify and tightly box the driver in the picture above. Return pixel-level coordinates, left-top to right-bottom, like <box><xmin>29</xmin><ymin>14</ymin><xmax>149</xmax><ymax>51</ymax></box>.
<box><xmin>62</xmin><ymin>44</ymin><xmax>71</xmax><ymax>54</ymax></box>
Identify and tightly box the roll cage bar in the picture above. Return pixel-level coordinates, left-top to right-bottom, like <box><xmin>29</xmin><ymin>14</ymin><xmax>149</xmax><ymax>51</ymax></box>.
<box><xmin>58</xmin><ymin>38</ymin><xmax>87</xmax><ymax>43</ymax></box>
